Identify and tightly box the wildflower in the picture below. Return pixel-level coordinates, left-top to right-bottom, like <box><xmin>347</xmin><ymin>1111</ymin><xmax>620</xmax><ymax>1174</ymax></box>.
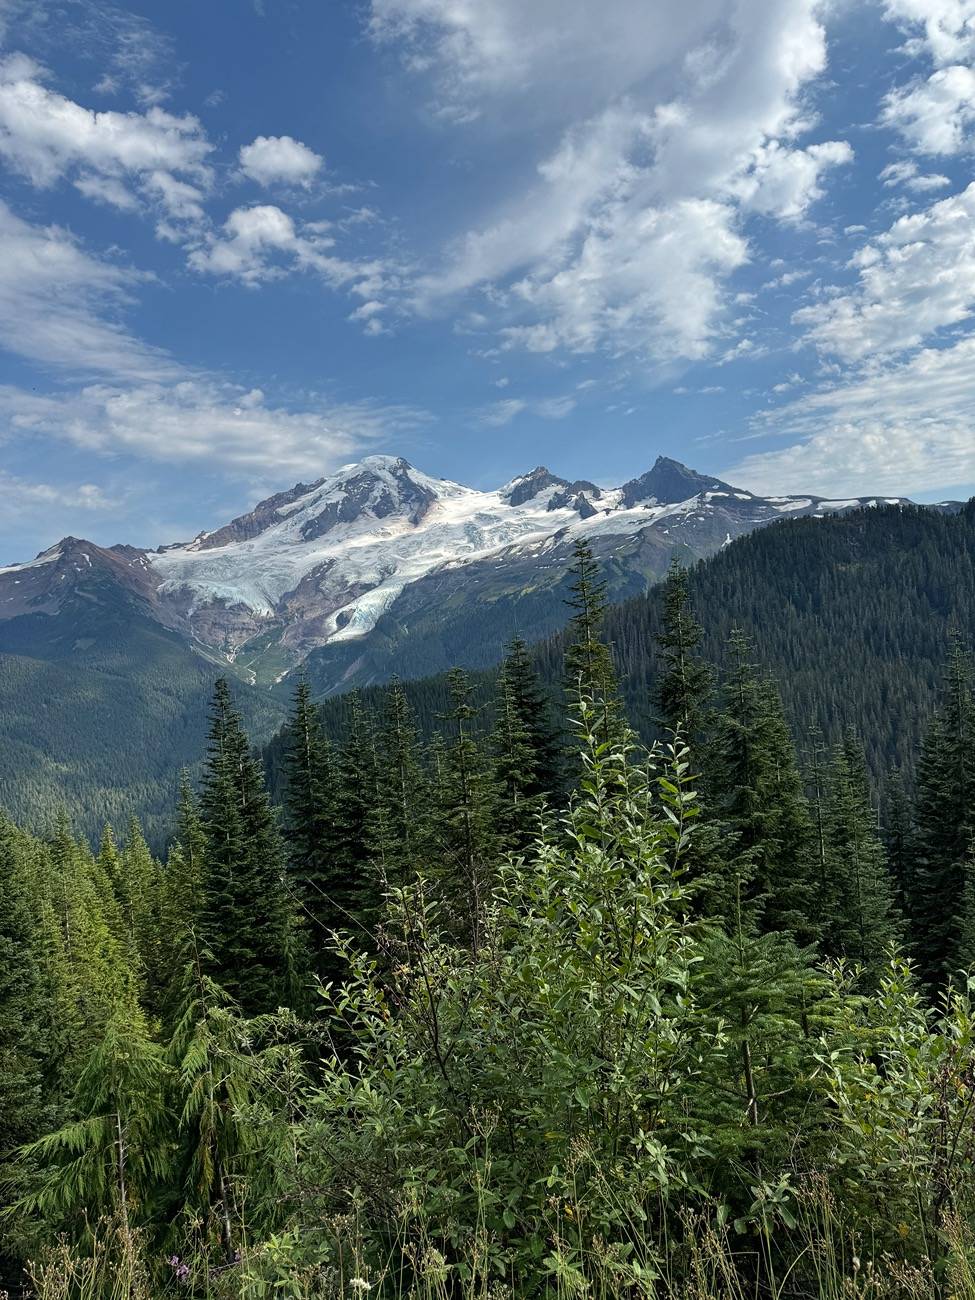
<box><xmin>349</xmin><ymin>1280</ymin><xmax>373</xmax><ymax>1293</ymax></box>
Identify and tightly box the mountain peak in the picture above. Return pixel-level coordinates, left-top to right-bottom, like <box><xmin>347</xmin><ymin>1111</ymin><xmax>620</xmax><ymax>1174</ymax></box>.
<box><xmin>504</xmin><ymin>465</ymin><xmax>569</xmax><ymax>506</ymax></box>
<box><xmin>621</xmin><ymin>456</ymin><xmax>745</xmax><ymax>507</ymax></box>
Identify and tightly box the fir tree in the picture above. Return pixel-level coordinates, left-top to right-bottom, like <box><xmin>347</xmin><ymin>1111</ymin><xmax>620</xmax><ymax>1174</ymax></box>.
<box><xmin>709</xmin><ymin>631</ymin><xmax>817</xmax><ymax>939</ymax></box>
<box><xmin>819</xmin><ymin>734</ymin><xmax>901</xmax><ymax>977</ymax></box>
<box><xmin>491</xmin><ymin>651</ymin><xmax>547</xmax><ymax>852</ymax></box>
<box><xmin>430</xmin><ymin>668</ymin><xmax>500</xmax><ymax>939</ymax></box>
<box><xmin>281</xmin><ymin>674</ymin><xmax>337</xmax><ymax>916</ymax></box>
<box><xmin>883</xmin><ymin>766</ymin><xmax>915</xmax><ymax>918</ymax></box>
<box><xmin>498</xmin><ymin>637</ymin><xmax>562</xmax><ymax>797</ymax></box>
<box><xmin>370</xmin><ymin>678</ymin><xmax>430</xmax><ymax>887</ymax></box>
<box><xmin>654</xmin><ymin>555</ymin><xmax>714</xmax><ymax>747</ymax></box>
<box><xmin>0</xmin><ymin>818</ymin><xmax>51</xmax><ymax>1191</ymax></box>
<box><xmin>563</xmin><ymin>539</ymin><xmax>623</xmax><ymax>748</ymax></box>
<box><xmin>14</xmin><ymin>995</ymin><xmax>171</xmax><ymax>1235</ymax></box>
<box><xmin>911</xmin><ymin>640</ymin><xmax>975</xmax><ymax>981</ymax></box>
<box><xmin>198</xmin><ymin>678</ymin><xmax>296</xmax><ymax>1014</ymax></box>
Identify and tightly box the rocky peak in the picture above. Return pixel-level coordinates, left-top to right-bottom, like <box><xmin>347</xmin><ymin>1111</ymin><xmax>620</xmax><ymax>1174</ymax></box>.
<box><xmin>297</xmin><ymin>456</ymin><xmax>439</xmax><ymax>542</ymax></box>
<box><xmin>504</xmin><ymin>466</ymin><xmax>569</xmax><ymax>507</ymax></box>
<box><xmin>620</xmin><ymin>456</ymin><xmax>744</xmax><ymax>508</ymax></box>
<box><xmin>193</xmin><ymin>479</ymin><xmax>327</xmax><ymax>551</ymax></box>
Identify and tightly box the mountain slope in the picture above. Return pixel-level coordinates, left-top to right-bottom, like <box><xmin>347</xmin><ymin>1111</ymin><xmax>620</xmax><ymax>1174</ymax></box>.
<box><xmin>0</xmin><ymin>543</ymin><xmax>284</xmax><ymax>844</ymax></box>
<box><xmin>0</xmin><ymin>452</ymin><xmax>963</xmax><ymax>835</ymax></box>
<box><xmin>281</xmin><ymin>501</ymin><xmax>975</xmax><ymax>800</ymax></box>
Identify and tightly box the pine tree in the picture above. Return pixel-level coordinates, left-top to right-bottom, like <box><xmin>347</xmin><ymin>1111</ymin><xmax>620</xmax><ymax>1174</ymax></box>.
<box><xmin>819</xmin><ymin>734</ymin><xmax>901</xmax><ymax>977</ymax></box>
<box><xmin>0</xmin><ymin>817</ymin><xmax>51</xmax><ymax>1190</ymax></box>
<box><xmin>499</xmin><ymin>637</ymin><xmax>562</xmax><ymax>797</ymax></box>
<box><xmin>654</xmin><ymin>556</ymin><xmax>714</xmax><ymax>747</ymax></box>
<box><xmin>883</xmin><ymin>766</ymin><xmax>915</xmax><ymax>918</ymax></box>
<box><xmin>911</xmin><ymin>640</ymin><xmax>975</xmax><ymax>981</ymax></box>
<box><xmin>198</xmin><ymin>678</ymin><xmax>297</xmax><ymax>1014</ymax></box>
<box><xmin>370</xmin><ymin>678</ymin><xmax>430</xmax><ymax>887</ymax></box>
<box><xmin>709</xmin><ymin>631</ymin><xmax>817</xmax><ymax>939</ymax></box>
<box><xmin>282</xmin><ymin>675</ymin><xmax>335</xmax><ymax>905</ymax></box>
<box><xmin>430</xmin><ymin>668</ymin><xmax>500</xmax><ymax>940</ymax></box>
<box><xmin>563</xmin><ymin>539</ymin><xmax>623</xmax><ymax>748</ymax></box>
<box><xmin>491</xmin><ymin>652</ymin><xmax>547</xmax><ymax>852</ymax></box>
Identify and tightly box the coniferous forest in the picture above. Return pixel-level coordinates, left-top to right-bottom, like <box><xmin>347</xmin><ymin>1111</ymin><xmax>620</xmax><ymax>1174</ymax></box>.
<box><xmin>5</xmin><ymin>541</ymin><xmax>975</xmax><ymax>1299</ymax></box>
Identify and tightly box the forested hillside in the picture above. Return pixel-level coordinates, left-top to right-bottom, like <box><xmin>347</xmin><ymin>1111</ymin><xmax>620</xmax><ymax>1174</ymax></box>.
<box><xmin>0</xmin><ymin>581</ymin><xmax>286</xmax><ymax>846</ymax></box>
<box><xmin>278</xmin><ymin>500</ymin><xmax>975</xmax><ymax>798</ymax></box>
<box><xmin>5</xmin><ymin>540</ymin><xmax>975</xmax><ymax>1298</ymax></box>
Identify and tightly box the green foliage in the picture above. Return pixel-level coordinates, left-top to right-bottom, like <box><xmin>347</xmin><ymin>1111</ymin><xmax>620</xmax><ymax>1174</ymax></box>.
<box><xmin>10</xmin><ymin>536</ymin><xmax>975</xmax><ymax>1299</ymax></box>
<box><xmin>198</xmin><ymin>678</ymin><xmax>297</xmax><ymax>1014</ymax></box>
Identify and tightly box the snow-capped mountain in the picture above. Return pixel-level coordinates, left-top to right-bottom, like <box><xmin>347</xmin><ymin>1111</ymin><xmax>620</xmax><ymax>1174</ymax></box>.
<box><xmin>0</xmin><ymin>454</ymin><xmax>949</xmax><ymax>687</ymax></box>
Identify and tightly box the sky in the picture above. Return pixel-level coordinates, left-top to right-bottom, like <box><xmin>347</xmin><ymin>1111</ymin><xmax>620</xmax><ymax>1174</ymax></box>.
<box><xmin>2</xmin><ymin>0</ymin><xmax>975</xmax><ymax>561</ymax></box>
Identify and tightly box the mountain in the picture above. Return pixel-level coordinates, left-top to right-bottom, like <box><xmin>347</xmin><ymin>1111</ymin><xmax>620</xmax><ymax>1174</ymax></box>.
<box><xmin>0</xmin><ymin>453</ymin><xmax>938</xmax><ymax>690</ymax></box>
<box><xmin>0</xmin><ymin>451</ymin><xmax>960</xmax><ymax>836</ymax></box>
<box><xmin>270</xmin><ymin>499</ymin><xmax>975</xmax><ymax>806</ymax></box>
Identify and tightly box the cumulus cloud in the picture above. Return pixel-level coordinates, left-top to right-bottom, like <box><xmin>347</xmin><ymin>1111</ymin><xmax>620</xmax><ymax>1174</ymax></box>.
<box><xmin>187</xmin><ymin>203</ymin><xmax>394</xmax><ymax>308</ymax></box>
<box><xmin>882</xmin><ymin>0</ymin><xmax>975</xmax><ymax>66</ymax></box>
<box><xmin>380</xmin><ymin>0</ymin><xmax>848</xmax><ymax>365</ymax></box>
<box><xmin>239</xmin><ymin>134</ymin><xmax>323</xmax><ymax>187</ymax></box>
<box><xmin>795</xmin><ymin>183</ymin><xmax>975</xmax><ymax>360</ymax></box>
<box><xmin>735</xmin><ymin>140</ymin><xmax>853</xmax><ymax>220</ymax></box>
<box><xmin>883</xmin><ymin>64</ymin><xmax>975</xmax><ymax>154</ymax></box>
<box><xmin>0</xmin><ymin>52</ymin><xmax>211</xmax><ymax>229</ymax></box>
<box><xmin>879</xmin><ymin>159</ymin><xmax>951</xmax><ymax>190</ymax></box>
<box><xmin>726</xmin><ymin>333</ymin><xmax>975</xmax><ymax>495</ymax></box>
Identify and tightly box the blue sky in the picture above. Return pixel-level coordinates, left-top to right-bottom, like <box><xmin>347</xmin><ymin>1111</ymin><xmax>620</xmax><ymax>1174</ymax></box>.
<box><xmin>2</xmin><ymin>0</ymin><xmax>975</xmax><ymax>561</ymax></box>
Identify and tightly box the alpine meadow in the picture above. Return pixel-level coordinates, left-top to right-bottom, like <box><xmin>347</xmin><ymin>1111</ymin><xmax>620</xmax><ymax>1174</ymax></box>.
<box><xmin>4</xmin><ymin>2</ymin><xmax>975</xmax><ymax>1299</ymax></box>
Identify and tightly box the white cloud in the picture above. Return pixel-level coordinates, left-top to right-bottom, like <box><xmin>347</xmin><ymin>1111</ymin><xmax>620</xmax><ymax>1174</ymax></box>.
<box><xmin>735</xmin><ymin>139</ymin><xmax>853</xmax><ymax>220</ymax></box>
<box><xmin>882</xmin><ymin>64</ymin><xmax>975</xmax><ymax>154</ymax></box>
<box><xmin>381</xmin><ymin>0</ymin><xmax>847</xmax><ymax>365</ymax></box>
<box><xmin>478</xmin><ymin>393</ymin><xmax>576</xmax><ymax>425</ymax></box>
<box><xmin>0</xmin><ymin>52</ymin><xmax>212</xmax><ymax>223</ymax></box>
<box><xmin>239</xmin><ymin>134</ymin><xmax>323</xmax><ymax>187</ymax></box>
<box><xmin>882</xmin><ymin>0</ymin><xmax>975</xmax><ymax>66</ymax></box>
<box><xmin>0</xmin><ymin>199</ymin><xmax>175</xmax><ymax>379</ymax></box>
<box><xmin>727</xmin><ymin>332</ymin><xmax>975</xmax><ymax>495</ymax></box>
<box><xmin>879</xmin><ymin>159</ymin><xmax>951</xmax><ymax>190</ymax></box>
<box><xmin>0</xmin><ymin>471</ymin><xmax>118</xmax><ymax>516</ymax></box>
<box><xmin>795</xmin><ymin>183</ymin><xmax>975</xmax><ymax>359</ymax></box>
<box><xmin>0</xmin><ymin>380</ymin><xmax>427</xmax><ymax>477</ymax></box>
<box><xmin>188</xmin><ymin>204</ymin><xmax>397</xmax><ymax>315</ymax></box>
<box><xmin>0</xmin><ymin>203</ymin><xmax>422</xmax><ymax>477</ymax></box>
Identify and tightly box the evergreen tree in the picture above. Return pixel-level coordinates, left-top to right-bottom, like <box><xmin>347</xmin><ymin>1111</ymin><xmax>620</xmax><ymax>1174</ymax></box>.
<box><xmin>654</xmin><ymin>555</ymin><xmax>714</xmax><ymax>747</ymax></box>
<box><xmin>323</xmin><ymin>692</ymin><xmax>382</xmax><ymax>947</ymax></box>
<box><xmin>167</xmin><ymin>947</ymin><xmax>295</xmax><ymax>1259</ymax></box>
<box><xmin>491</xmin><ymin>651</ymin><xmax>548</xmax><ymax>852</ymax></box>
<box><xmin>198</xmin><ymin>678</ymin><xmax>296</xmax><ymax>1014</ymax></box>
<box><xmin>0</xmin><ymin>818</ymin><xmax>51</xmax><ymax>1195</ymax></box>
<box><xmin>563</xmin><ymin>539</ymin><xmax>623</xmax><ymax>748</ymax></box>
<box><xmin>911</xmin><ymin>640</ymin><xmax>975</xmax><ymax>981</ymax></box>
<box><xmin>281</xmin><ymin>674</ymin><xmax>339</xmax><ymax>924</ymax></box>
<box><xmin>430</xmin><ymin>668</ymin><xmax>500</xmax><ymax>939</ymax></box>
<box><xmin>883</xmin><ymin>766</ymin><xmax>915</xmax><ymax>918</ymax></box>
<box><xmin>819</xmin><ymin>734</ymin><xmax>901</xmax><ymax>976</ymax></box>
<box><xmin>15</xmin><ymin>996</ymin><xmax>171</xmax><ymax>1236</ymax></box>
<box><xmin>709</xmin><ymin>631</ymin><xmax>817</xmax><ymax>939</ymax></box>
<box><xmin>498</xmin><ymin>637</ymin><xmax>562</xmax><ymax>796</ymax></box>
<box><xmin>370</xmin><ymin>678</ymin><xmax>430</xmax><ymax>887</ymax></box>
